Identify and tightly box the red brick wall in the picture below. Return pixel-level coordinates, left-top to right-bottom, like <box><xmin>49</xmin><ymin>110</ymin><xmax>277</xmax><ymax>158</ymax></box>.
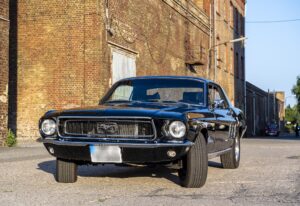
<box><xmin>0</xmin><ymin>0</ymin><xmax>9</xmax><ymax>145</ymax></box>
<box><xmin>16</xmin><ymin>0</ymin><xmax>106</xmax><ymax>140</ymax></box>
<box><xmin>16</xmin><ymin>0</ymin><xmax>210</xmax><ymax>140</ymax></box>
<box><xmin>214</xmin><ymin>0</ymin><xmax>246</xmax><ymax>110</ymax></box>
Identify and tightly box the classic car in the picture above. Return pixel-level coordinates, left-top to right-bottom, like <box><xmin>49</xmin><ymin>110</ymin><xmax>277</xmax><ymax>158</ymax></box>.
<box><xmin>40</xmin><ymin>76</ymin><xmax>247</xmax><ymax>188</ymax></box>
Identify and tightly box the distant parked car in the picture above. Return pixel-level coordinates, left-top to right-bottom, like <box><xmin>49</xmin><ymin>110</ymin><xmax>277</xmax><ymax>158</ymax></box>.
<box><xmin>265</xmin><ymin>123</ymin><xmax>280</xmax><ymax>136</ymax></box>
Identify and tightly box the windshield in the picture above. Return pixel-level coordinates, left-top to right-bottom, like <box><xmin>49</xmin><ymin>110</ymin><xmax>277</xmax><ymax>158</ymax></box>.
<box><xmin>102</xmin><ymin>78</ymin><xmax>205</xmax><ymax>105</ymax></box>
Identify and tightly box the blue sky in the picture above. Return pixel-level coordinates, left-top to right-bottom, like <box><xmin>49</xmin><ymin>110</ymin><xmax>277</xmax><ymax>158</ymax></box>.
<box><xmin>246</xmin><ymin>0</ymin><xmax>300</xmax><ymax>106</ymax></box>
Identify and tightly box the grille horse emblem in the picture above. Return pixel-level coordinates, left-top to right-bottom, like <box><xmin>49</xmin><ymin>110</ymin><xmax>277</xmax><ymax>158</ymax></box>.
<box><xmin>96</xmin><ymin>122</ymin><xmax>119</xmax><ymax>134</ymax></box>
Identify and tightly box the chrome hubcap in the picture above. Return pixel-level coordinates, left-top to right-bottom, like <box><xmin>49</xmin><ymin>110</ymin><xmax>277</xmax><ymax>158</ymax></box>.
<box><xmin>234</xmin><ymin>138</ymin><xmax>240</xmax><ymax>161</ymax></box>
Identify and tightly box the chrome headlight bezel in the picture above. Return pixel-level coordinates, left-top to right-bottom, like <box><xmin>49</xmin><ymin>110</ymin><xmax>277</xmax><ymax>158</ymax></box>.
<box><xmin>41</xmin><ymin>119</ymin><xmax>57</xmax><ymax>136</ymax></box>
<box><xmin>168</xmin><ymin>121</ymin><xmax>187</xmax><ymax>139</ymax></box>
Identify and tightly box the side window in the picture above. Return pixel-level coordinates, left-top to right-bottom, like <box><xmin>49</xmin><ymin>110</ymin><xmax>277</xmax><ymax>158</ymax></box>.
<box><xmin>208</xmin><ymin>85</ymin><xmax>217</xmax><ymax>107</ymax></box>
<box><xmin>110</xmin><ymin>85</ymin><xmax>133</xmax><ymax>101</ymax></box>
<box><xmin>208</xmin><ymin>84</ymin><xmax>229</xmax><ymax>109</ymax></box>
<box><xmin>215</xmin><ymin>86</ymin><xmax>229</xmax><ymax>109</ymax></box>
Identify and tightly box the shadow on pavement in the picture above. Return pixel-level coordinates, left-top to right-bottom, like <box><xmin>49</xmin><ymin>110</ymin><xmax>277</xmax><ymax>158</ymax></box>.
<box><xmin>37</xmin><ymin>160</ymin><xmax>180</xmax><ymax>185</ymax></box>
<box><xmin>37</xmin><ymin>159</ymin><xmax>224</xmax><ymax>184</ymax></box>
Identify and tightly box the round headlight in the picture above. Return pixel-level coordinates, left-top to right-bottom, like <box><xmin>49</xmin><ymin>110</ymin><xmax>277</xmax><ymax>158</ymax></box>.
<box><xmin>41</xmin><ymin>119</ymin><xmax>56</xmax><ymax>136</ymax></box>
<box><xmin>169</xmin><ymin>121</ymin><xmax>186</xmax><ymax>138</ymax></box>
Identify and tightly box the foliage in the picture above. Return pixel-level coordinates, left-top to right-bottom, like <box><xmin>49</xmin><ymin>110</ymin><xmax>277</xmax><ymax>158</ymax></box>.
<box><xmin>5</xmin><ymin>129</ymin><xmax>17</xmax><ymax>147</ymax></box>
<box><xmin>285</xmin><ymin>105</ymin><xmax>300</xmax><ymax>123</ymax></box>
<box><xmin>292</xmin><ymin>75</ymin><xmax>300</xmax><ymax>112</ymax></box>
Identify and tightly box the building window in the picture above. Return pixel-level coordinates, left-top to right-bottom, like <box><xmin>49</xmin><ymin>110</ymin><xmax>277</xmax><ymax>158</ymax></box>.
<box><xmin>230</xmin><ymin>2</ymin><xmax>234</xmax><ymax>28</ymax></box>
<box><xmin>224</xmin><ymin>44</ymin><xmax>228</xmax><ymax>71</ymax></box>
<box><xmin>235</xmin><ymin>8</ymin><xmax>239</xmax><ymax>34</ymax></box>
<box><xmin>241</xmin><ymin>15</ymin><xmax>245</xmax><ymax>36</ymax></box>
<box><xmin>230</xmin><ymin>47</ymin><xmax>233</xmax><ymax>74</ymax></box>
<box><xmin>216</xmin><ymin>0</ymin><xmax>221</xmax><ymax>15</ymax></box>
<box><xmin>216</xmin><ymin>35</ymin><xmax>221</xmax><ymax>68</ymax></box>
<box><xmin>111</xmin><ymin>48</ymin><xmax>136</xmax><ymax>84</ymax></box>
<box><xmin>216</xmin><ymin>46</ymin><xmax>221</xmax><ymax>68</ymax></box>
<box><xmin>224</xmin><ymin>0</ymin><xmax>228</xmax><ymax>22</ymax></box>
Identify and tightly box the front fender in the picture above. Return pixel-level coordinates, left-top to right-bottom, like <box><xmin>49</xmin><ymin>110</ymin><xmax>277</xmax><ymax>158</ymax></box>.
<box><xmin>187</xmin><ymin>120</ymin><xmax>209</xmax><ymax>142</ymax></box>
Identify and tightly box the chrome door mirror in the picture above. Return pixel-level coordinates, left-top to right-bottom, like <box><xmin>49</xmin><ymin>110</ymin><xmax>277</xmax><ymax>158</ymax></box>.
<box><xmin>213</xmin><ymin>99</ymin><xmax>225</xmax><ymax>109</ymax></box>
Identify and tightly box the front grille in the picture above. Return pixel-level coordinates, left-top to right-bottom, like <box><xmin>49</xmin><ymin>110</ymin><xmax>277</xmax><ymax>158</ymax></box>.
<box><xmin>58</xmin><ymin>118</ymin><xmax>155</xmax><ymax>140</ymax></box>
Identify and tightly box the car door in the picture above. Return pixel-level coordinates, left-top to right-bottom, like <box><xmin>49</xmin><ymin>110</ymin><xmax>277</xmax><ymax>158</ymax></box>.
<box><xmin>210</xmin><ymin>84</ymin><xmax>237</xmax><ymax>151</ymax></box>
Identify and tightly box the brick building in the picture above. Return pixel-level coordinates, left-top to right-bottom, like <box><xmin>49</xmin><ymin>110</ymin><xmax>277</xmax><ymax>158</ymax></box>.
<box><xmin>246</xmin><ymin>82</ymin><xmax>285</xmax><ymax>136</ymax></box>
<box><xmin>1</xmin><ymin>0</ymin><xmax>246</xmax><ymax>142</ymax></box>
<box><xmin>213</xmin><ymin>0</ymin><xmax>245</xmax><ymax>110</ymax></box>
<box><xmin>0</xmin><ymin>0</ymin><xmax>9</xmax><ymax>145</ymax></box>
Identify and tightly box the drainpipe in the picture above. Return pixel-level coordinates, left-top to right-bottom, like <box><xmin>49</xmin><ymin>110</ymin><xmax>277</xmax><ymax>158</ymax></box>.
<box><xmin>207</xmin><ymin>2</ymin><xmax>212</xmax><ymax>79</ymax></box>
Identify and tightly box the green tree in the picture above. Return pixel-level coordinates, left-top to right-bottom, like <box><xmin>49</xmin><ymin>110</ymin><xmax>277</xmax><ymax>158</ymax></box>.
<box><xmin>285</xmin><ymin>105</ymin><xmax>300</xmax><ymax>124</ymax></box>
<box><xmin>292</xmin><ymin>75</ymin><xmax>300</xmax><ymax>112</ymax></box>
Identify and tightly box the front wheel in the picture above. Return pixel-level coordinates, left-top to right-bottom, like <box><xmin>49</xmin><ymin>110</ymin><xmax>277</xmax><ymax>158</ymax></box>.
<box><xmin>56</xmin><ymin>158</ymin><xmax>78</xmax><ymax>183</ymax></box>
<box><xmin>220</xmin><ymin>136</ymin><xmax>240</xmax><ymax>169</ymax></box>
<box><xmin>178</xmin><ymin>133</ymin><xmax>208</xmax><ymax>188</ymax></box>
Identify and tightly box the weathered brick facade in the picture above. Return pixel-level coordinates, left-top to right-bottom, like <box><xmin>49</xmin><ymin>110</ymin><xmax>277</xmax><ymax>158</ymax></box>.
<box><xmin>0</xmin><ymin>0</ymin><xmax>9</xmax><ymax>145</ymax></box>
<box><xmin>1</xmin><ymin>0</ymin><xmax>246</xmax><ymax>141</ymax></box>
<box><xmin>213</xmin><ymin>0</ymin><xmax>246</xmax><ymax>110</ymax></box>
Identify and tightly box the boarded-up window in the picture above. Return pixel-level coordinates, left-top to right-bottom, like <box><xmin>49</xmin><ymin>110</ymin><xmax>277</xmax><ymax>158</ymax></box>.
<box><xmin>111</xmin><ymin>48</ymin><xmax>136</xmax><ymax>84</ymax></box>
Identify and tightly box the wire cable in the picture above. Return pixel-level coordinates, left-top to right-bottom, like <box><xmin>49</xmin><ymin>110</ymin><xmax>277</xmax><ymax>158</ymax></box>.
<box><xmin>216</xmin><ymin>18</ymin><xmax>300</xmax><ymax>24</ymax></box>
<box><xmin>246</xmin><ymin>18</ymin><xmax>300</xmax><ymax>24</ymax></box>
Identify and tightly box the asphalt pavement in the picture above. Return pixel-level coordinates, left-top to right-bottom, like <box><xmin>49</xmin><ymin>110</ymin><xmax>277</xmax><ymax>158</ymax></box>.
<box><xmin>0</xmin><ymin>135</ymin><xmax>299</xmax><ymax>206</ymax></box>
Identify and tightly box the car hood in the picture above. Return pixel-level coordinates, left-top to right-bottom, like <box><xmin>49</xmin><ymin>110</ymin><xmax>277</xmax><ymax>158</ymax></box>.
<box><xmin>44</xmin><ymin>102</ymin><xmax>207</xmax><ymax>121</ymax></box>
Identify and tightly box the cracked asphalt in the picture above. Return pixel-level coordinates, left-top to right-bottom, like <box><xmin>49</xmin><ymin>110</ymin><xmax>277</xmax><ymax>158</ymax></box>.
<box><xmin>0</xmin><ymin>135</ymin><xmax>299</xmax><ymax>206</ymax></box>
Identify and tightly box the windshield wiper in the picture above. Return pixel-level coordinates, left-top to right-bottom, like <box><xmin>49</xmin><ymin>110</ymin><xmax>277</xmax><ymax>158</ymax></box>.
<box><xmin>104</xmin><ymin>100</ymin><xmax>144</xmax><ymax>104</ymax></box>
<box><xmin>146</xmin><ymin>99</ymin><xmax>178</xmax><ymax>104</ymax></box>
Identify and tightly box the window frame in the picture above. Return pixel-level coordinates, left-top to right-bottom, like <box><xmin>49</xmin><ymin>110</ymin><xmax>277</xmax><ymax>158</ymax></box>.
<box><xmin>208</xmin><ymin>83</ymin><xmax>231</xmax><ymax>109</ymax></box>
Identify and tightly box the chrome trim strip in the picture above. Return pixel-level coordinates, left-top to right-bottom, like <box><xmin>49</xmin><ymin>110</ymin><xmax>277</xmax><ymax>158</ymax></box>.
<box><xmin>241</xmin><ymin>126</ymin><xmax>247</xmax><ymax>139</ymax></box>
<box><xmin>208</xmin><ymin>148</ymin><xmax>231</xmax><ymax>159</ymax></box>
<box><xmin>42</xmin><ymin>138</ymin><xmax>194</xmax><ymax>148</ymax></box>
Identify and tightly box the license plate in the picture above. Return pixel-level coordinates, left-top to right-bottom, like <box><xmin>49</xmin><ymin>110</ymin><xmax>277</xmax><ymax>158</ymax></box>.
<box><xmin>89</xmin><ymin>145</ymin><xmax>122</xmax><ymax>163</ymax></box>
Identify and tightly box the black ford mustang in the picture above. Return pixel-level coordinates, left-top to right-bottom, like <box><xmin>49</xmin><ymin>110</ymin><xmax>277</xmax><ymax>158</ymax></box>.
<box><xmin>40</xmin><ymin>76</ymin><xmax>246</xmax><ymax>188</ymax></box>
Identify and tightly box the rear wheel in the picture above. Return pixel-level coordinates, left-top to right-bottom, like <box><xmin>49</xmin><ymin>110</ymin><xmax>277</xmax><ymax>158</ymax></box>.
<box><xmin>178</xmin><ymin>133</ymin><xmax>208</xmax><ymax>188</ymax></box>
<box><xmin>220</xmin><ymin>137</ymin><xmax>240</xmax><ymax>169</ymax></box>
<box><xmin>56</xmin><ymin>158</ymin><xmax>78</xmax><ymax>183</ymax></box>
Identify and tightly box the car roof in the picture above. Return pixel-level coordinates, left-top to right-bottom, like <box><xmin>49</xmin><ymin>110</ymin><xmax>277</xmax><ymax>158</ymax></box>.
<box><xmin>120</xmin><ymin>76</ymin><xmax>214</xmax><ymax>84</ymax></box>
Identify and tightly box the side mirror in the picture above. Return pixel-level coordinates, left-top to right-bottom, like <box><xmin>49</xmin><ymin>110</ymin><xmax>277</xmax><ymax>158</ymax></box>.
<box><xmin>213</xmin><ymin>99</ymin><xmax>225</xmax><ymax>109</ymax></box>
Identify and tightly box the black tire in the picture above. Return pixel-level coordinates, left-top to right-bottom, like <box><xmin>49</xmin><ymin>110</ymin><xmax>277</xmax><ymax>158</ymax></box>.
<box><xmin>220</xmin><ymin>137</ymin><xmax>240</xmax><ymax>169</ymax></box>
<box><xmin>178</xmin><ymin>133</ymin><xmax>208</xmax><ymax>188</ymax></box>
<box><xmin>56</xmin><ymin>158</ymin><xmax>78</xmax><ymax>183</ymax></box>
